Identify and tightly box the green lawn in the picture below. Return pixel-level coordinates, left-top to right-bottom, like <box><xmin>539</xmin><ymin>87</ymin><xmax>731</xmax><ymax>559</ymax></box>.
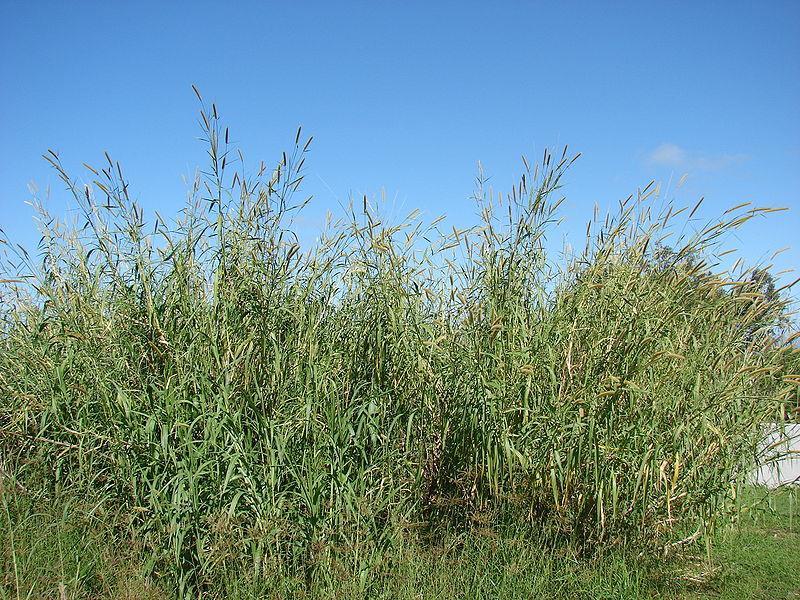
<box><xmin>1</xmin><ymin>486</ymin><xmax>797</xmax><ymax>599</ymax></box>
<box><xmin>676</xmin><ymin>488</ymin><xmax>799</xmax><ymax>600</ymax></box>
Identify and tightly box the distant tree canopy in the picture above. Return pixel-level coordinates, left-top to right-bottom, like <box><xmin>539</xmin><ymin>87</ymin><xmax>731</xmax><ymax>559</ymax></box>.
<box><xmin>650</xmin><ymin>244</ymin><xmax>711</xmax><ymax>280</ymax></box>
<box><xmin>647</xmin><ymin>244</ymin><xmax>789</xmax><ymax>343</ymax></box>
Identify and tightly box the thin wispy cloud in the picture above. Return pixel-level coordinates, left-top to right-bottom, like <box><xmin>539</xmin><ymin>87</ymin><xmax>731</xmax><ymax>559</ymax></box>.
<box><xmin>646</xmin><ymin>143</ymin><xmax>749</xmax><ymax>172</ymax></box>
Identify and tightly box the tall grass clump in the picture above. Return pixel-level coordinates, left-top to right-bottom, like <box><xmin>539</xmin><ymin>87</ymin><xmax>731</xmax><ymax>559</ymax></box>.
<box><xmin>1</xmin><ymin>96</ymin><xmax>798</xmax><ymax>595</ymax></box>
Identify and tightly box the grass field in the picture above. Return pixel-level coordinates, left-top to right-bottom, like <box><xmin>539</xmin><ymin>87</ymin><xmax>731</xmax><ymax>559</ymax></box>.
<box><xmin>1</xmin><ymin>484</ymin><xmax>797</xmax><ymax>599</ymax></box>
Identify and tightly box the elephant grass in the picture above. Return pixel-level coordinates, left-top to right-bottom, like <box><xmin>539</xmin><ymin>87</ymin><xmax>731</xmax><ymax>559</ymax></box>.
<box><xmin>0</xmin><ymin>99</ymin><xmax>797</xmax><ymax>596</ymax></box>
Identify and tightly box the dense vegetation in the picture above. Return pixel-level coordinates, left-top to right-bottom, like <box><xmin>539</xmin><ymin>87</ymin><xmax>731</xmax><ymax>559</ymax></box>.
<box><xmin>1</xmin><ymin>486</ymin><xmax>797</xmax><ymax>599</ymax></box>
<box><xmin>1</xmin><ymin>99</ymin><xmax>798</xmax><ymax>596</ymax></box>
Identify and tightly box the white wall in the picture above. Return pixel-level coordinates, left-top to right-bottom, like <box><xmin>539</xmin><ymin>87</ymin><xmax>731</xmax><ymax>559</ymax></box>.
<box><xmin>752</xmin><ymin>423</ymin><xmax>800</xmax><ymax>487</ymax></box>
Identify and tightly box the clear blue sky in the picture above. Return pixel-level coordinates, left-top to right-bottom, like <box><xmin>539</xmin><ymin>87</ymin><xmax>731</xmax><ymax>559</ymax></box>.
<box><xmin>2</xmin><ymin>1</ymin><xmax>799</xmax><ymax>286</ymax></box>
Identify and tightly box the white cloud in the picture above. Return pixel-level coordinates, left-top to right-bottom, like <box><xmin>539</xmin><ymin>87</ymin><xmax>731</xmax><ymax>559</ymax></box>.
<box><xmin>647</xmin><ymin>143</ymin><xmax>687</xmax><ymax>167</ymax></box>
<box><xmin>645</xmin><ymin>143</ymin><xmax>748</xmax><ymax>172</ymax></box>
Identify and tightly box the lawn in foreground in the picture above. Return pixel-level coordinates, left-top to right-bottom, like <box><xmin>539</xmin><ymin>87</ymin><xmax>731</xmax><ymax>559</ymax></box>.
<box><xmin>1</xmin><ymin>486</ymin><xmax>796</xmax><ymax>599</ymax></box>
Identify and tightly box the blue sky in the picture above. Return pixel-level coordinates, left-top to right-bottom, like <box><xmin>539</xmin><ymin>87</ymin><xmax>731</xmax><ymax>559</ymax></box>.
<box><xmin>2</xmin><ymin>1</ymin><xmax>799</xmax><ymax>286</ymax></box>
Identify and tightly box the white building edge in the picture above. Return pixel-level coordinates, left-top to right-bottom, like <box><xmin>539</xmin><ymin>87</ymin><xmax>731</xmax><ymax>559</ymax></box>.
<box><xmin>751</xmin><ymin>423</ymin><xmax>800</xmax><ymax>488</ymax></box>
